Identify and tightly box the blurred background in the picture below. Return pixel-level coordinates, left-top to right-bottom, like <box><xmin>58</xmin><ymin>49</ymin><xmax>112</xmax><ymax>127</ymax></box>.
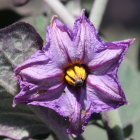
<box><xmin>0</xmin><ymin>0</ymin><xmax>140</xmax><ymax>140</ymax></box>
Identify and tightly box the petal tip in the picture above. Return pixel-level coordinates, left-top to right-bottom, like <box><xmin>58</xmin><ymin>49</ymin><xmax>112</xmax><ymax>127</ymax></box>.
<box><xmin>81</xmin><ymin>9</ymin><xmax>86</xmax><ymax>17</ymax></box>
<box><xmin>123</xmin><ymin>38</ymin><xmax>136</xmax><ymax>46</ymax></box>
<box><xmin>125</xmin><ymin>100</ymin><xmax>129</xmax><ymax>105</ymax></box>
<box><xmin>50</xmin><ymin>15</ymin><xmax>58</xmax><ymax>26</ymax></box>
<box><xmin>12</xmin><ymin>101</ymin><xmax>16</xmax><ymax>107</ymax></box>
<box><xmin>130</xmin><ymin>38</ymin><xmax>136</xmax><ymax>45</ymax></box>
<box><xmin>80</xmin><ymin>9</ymin><xmax>87</xmax><ymax>21</ymax></box>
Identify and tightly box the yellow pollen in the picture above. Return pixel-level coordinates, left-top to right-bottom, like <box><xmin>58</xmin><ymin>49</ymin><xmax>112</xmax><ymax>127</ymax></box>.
<box><xmin>65</xmin><ymin>65</ymin><xmax>87</xmax><ymax>86</ymax></box>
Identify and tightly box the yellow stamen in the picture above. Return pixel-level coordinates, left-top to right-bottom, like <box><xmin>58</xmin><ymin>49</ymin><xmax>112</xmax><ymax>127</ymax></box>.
<box><xmin>65</xmin><ymin>65</ymin><xmax>87</xmax><ymax>86</ymax></box>
<box><xmin>65</xmin><ymin>75</ymin><xmax>75</xmax><ymax>86</ymax></box>
<box><xmin>74</xmin><ymin>65</ymin><xmax>86</xmax><ymax>80</ymax></box>
<box><xmin>66</xmin><ymin>68</ymin><xmax>77</xmax><ymax>80</ymax></box>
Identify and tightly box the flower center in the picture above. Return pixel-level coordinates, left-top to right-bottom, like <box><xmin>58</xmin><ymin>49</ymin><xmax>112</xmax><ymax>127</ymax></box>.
<box><xmin>65</xmin><ymin>65</ymin><xmax>87</xmax><ymax>86</ymax></box>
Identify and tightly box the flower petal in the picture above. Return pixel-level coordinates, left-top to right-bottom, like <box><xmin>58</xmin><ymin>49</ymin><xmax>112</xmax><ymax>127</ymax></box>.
<box><xmin>72</xmin><ymin>10</ymin><xmax>104</xmax><ymax>63</ymax></box>
<box><xmin>44</xmin><ymin>17</ymin><xmax>74</xmax><ymax>67</ymax></box>
<box><xmin>30</xmin><ymin>86</ymin><xmax>84</xmax><ymax>135</ymax></box>
<box><xmin>14</xmin><ymin>50</ymin><xmax>63</xmax><ymax>86</ymax></box>
<box><xmin>14</xmin><ymin>81</ymin><xmax>65</xmax><ymax>105</ymax></box>
<box><xmin>13</xmin><ymin>50</ymin><xmax>64</xmax><ymax>107</ymax></box>
<box><xmin>14</xmin><ymin>84</ymin><xmax>90</xmax><ymax>136</ymax></box>
<box><xmin>53</xmin><ymin>87</ymin><xmax>92</xmax><ymax>136</ymax></box>
<box><xmin>86</xmin><ymin>74</ymin><xmax>127</xmax><ymax>113</ymax></box>
<box><xmin>88</xmin><ymin>39</ymin><xmax>135</xmax><ymax>75</ymax></box>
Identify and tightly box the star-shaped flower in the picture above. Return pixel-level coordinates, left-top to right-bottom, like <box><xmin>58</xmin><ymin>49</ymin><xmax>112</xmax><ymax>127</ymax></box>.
<box><xmin>14</xmin><ymin>10</ymin><xmax>134</xmax><ymax>135</ymax></box>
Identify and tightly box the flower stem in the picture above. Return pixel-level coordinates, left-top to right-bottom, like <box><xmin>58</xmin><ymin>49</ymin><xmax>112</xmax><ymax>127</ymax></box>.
<box><xmin>66</xmin><ymin>0</ymin><xmax>82</xmax><ymax>17</ymax></box>
<box><xmin>44</xmin><ymin>0</ymin><xmax>75</xmax><ymax>28</ymax></box>
<box><xmin>102</xmin><ymin>110</ymin><xmax>124</xmax><ymax>140</ymax></box>
<box><xmin>89</xmin><ymin>0</ymin><xmax>109</xmax><ymax>30</ymax></box>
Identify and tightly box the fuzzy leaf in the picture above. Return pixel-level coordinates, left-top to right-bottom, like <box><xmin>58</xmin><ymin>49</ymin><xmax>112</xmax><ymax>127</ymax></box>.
<box><xmin>118</xmin><ymin>60</ymin><xmax>140</xmax><ymax>139</ymax></box>
<box><xmin>118</xmin><ymin>60</ymin><xmax>140</xmax><ymax>122</ymax></box>
<box><xmin>0</xmin><ymin>22</ymin><xmax>43</xmax><ymax>95</ymax></box>
<box><xmin>0</xmin><ymin>92</ymin><xmax>49</xmax><ymax>140</ymax></box>
<box><xmin>0</xmin><ymin>22</ymin><xmax>50</xmax><ymax>140</ymax></box>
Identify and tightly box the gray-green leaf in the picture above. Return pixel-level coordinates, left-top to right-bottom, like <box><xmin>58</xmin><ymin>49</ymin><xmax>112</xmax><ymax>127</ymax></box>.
<box><xmin>0</xmin><ymin>92</ymin><xmax>49</xmax><ymax>140</ymax></box>
<box><xmin>0</xmin><ymin>22</ymin><xmax>43</xmax><ymax>96</ymax></box>
<box><xmin>119</xmin><ymin>60</ymin><xmax>140</xmax><ymax>139</ymax></box>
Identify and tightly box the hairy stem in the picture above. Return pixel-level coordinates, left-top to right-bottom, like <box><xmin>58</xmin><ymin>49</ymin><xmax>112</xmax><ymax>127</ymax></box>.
<box><xmin>44</xmin><ymin>0</ymin><xmax>75</xmax><ymax>28</ymax></box>
<box><xmin>91</xmin><ymin>121</ymin><xmax>105</xmax><ymax>129</ymax></box>
<box><xmin>74</xmin><ymin>135</ymin><xmax>85</xmax><ymax>140</ymax></box>
<box><xmin>66</xmin><ymin>0</ymin><xmax>82</xmax><ymax>17</ymax></box>
<box><xmin>89</xmin><ymin>0</ymin><xmax>109</xmax><ymax>30</ymax></box>
<box><xmin>102</xmin><ymin>110</ymin><xmax>124</xmax><ymax>140</ymax></box>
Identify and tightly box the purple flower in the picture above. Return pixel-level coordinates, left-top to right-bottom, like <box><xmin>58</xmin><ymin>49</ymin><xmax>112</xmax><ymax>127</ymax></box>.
<box><xmin>14</xmin><ymin>10</ymin><xmax>134</xmax><ymax>135</ymax></box>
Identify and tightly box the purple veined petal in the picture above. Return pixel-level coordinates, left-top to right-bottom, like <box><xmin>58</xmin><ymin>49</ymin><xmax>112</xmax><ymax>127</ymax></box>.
<box><xmin>72</xmin><ymin>87</ymin><xmax>95</xmax><ymax>134</ymax></box>
<box><xmin>88</xmin><ymin>39</ymin><xmax>135</xmax><ymax>75</ymax></box>
<box><xmin>86</xmin><ymin>74</ymin><xmax>127</xmax><ymax>113</ymax></box>
<box><xmin>111</xmin><ymin>39</ymin><xmax>135</xmax><ymax>46</ymax></box>
<box><xmin>13</xmin><ymin>81</ymin><xmax>65</xmax><ymax>106</ymax></box>
<box><xmin>63</xmin><ymin>87</ymin><xmax>92</xmax><ymax>136</ymax></box>
<box><xmin>44</xmin><ymin>16</ymin><xmax>74</xmax><ymax>67</ymax></box>
<box><xmin>64</xmin><ymin>87</ymin><xmax>89</xmax><ymax>136</ymax></box>
<box><xmin>72</xmin><ymin>10</ymin><xmax>104</xmax><ymax>63</ymax></box>
<box><xmin>85</xmin><ymin>85</ymin><xmax>122</xmax><ymax>113</ymax></box>
<box><xmin>15</xmin><ymin>84</ymin><xmax>89</xmax><ymax>136</ymax></box>
<box><xmin>30</xmin><ymin>86</ymin><xmax>83</xmax><ymax>135</ymax></box>
<box><xmin>14</xmin><ymin>50</ymin><xmax>64</xmax><ymax>86</ymax></box>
